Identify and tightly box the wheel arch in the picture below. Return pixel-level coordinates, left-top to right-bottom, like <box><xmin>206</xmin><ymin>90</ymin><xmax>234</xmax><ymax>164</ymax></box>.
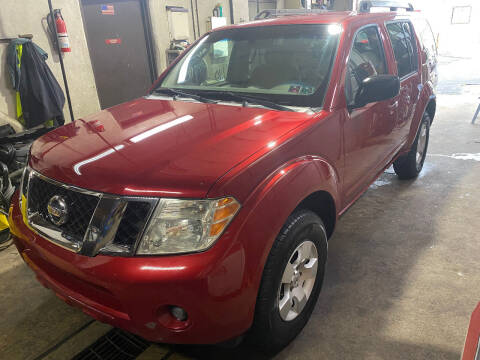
<box><xmin>235</xmin><ymin>155</ymin><xmax>340</xmax><ymax>297</ymax></box>
<box><xmin>241</xmin><ymin>155</ymin><xmax>340</xmax><ymax>250</ymax></box>
<box><xmin>425</xmin><ymin>96</ymin><xmax>436</xmax><ymax>124</ymax></box>
<box><xmin>294</xmin><ymin>190</ymin><xmax>336</xmax><ymax>239</ymax></box>
<box><xmin>406</xmin><ymin>88</ymin><xmax>436</xmax><ymax>150</ymax></box>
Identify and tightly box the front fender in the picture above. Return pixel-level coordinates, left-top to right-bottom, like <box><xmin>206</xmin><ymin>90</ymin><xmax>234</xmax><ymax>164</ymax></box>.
<box><xmin>227</xmin><ymin>156</ymin><xmax>340</xmax><ymax>326</ymax></box>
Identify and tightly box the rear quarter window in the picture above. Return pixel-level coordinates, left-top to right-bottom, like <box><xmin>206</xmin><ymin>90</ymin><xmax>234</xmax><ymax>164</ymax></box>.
<box><xmin>412</xmin><ymin>18</ymin><xmax>437</xmax><ymax>61</ymax></box>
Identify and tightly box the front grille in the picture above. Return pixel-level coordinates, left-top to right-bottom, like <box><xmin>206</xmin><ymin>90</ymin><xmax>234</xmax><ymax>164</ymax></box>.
<box><xmin>25</xmin><ymin>171</ymin><xmax>156</xmax><ymax>256</ymax></box>
<box><xmin>113</xmin><ymin>201</ymin><xmax>152</xmax><ymax>249</ymax></box>
<box><xmin>27</xmin><ymin>175</ymin><xmax>99</xmax><ymax>242</ymax></box>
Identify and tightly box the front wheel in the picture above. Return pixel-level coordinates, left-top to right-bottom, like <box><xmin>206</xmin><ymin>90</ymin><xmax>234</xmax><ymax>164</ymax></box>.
<box><xmin>393</xmin><ymin>112</ymin><xmax>431</xmax><ymax>179</ymax></box>
<box><xmin>248</xmin><ymin>210</ymin><xmax>328</xmax><ymax>354</ymax></box>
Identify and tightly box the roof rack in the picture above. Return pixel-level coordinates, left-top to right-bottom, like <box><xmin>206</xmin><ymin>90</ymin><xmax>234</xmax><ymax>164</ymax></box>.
<box><xmin>254</xmin><ymin>8</ymin><xmax>329</xmax><ymax>20</ymax></box>
<box><xmin>358</xmin><ymin>1</ymin><xmax>414</xmax><ymax>13</ymax></box>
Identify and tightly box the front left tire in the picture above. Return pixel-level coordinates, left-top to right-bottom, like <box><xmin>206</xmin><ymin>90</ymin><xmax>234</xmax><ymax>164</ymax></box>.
<box><xmin>248</xmin><ymin>210</ymin><xmax>328</xmax><ymax>354</ymax></box>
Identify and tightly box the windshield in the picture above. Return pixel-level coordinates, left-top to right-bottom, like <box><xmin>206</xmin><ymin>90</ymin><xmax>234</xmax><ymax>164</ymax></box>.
<box><xmin>158</xmin><ymin>24</ymin><xmax>340</xmax><ymax>108</ymax></box>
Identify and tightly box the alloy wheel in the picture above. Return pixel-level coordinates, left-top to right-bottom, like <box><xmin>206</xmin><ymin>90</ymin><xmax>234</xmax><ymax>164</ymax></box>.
<box><xmin>416</xmin><ymin>122</ymin><xmax>428</xmax><ymax>170</ymax></box>
<box><xmin>277</xmin><ymin>240</ymin><xmax>318</xmax><ymax>321</ymax></box>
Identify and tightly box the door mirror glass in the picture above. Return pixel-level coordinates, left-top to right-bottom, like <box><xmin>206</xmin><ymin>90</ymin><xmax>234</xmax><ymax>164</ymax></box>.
<box><xmin>351</xmin><ymin>74</ymin><xmax>400</xmax><ymax>109</ymax></box>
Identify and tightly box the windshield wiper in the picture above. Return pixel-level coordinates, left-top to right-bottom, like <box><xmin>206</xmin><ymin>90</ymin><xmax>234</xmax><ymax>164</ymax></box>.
<box><xmin>221</xmin><ymin>92</ymin><xmax>292</xmax><ymax>111</ymax></box>
<box><xmin>154</xmin><ymin>88</ymin><xmax>295</xmax><ymax>111</ymax></box>
<box><xmin>153</xmin><ymin>88</ymin><xmax>218</xmax><ymax>104</ymax></box>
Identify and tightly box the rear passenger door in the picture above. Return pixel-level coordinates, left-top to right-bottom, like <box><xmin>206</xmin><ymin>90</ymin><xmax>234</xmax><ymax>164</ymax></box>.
<box><xmin>385</xmin><ymin>21</ymin><xmax>421</xmax><ymax>143</ymax></box>
<box><xmin>343</xmin><ymin>25</ymin><xmax>398</xmax><ymax>204</ymax></box>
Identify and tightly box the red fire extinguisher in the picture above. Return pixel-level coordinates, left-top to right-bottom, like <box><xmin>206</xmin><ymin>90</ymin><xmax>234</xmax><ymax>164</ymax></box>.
<box><xmin>55</xmin><ymin>11</ymin><xmax>71</xmax><ymax>53</ymax></box>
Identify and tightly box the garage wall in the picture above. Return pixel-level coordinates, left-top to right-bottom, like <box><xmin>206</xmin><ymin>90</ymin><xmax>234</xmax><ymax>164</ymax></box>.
<box><xmin>334</xmin><ymin>0</ymin><xmax>354</xmax><ymax>11</ymax></box>
<box><xmin>232</xmin><ymin>0</ymin><xmax>250</xmax><ymax>24</ymax></box>
<box><xmin>415</xmin><ymin>0</ymin><xmax>480</xmax><ymax>58</ymax></box>
<box><xmin>197</xmin><ymin>1</ymin><xmax>232</xmax><ymax>35</ymax></box>
<box><xmin>149</xmin><ymin>0</ymin><xmax>195</xmax><ymax>73</ymax></box>
<box><xmin>0</xmin><ymin>0</ymin><xmax>100</xmax><ymax>129</ymax></box>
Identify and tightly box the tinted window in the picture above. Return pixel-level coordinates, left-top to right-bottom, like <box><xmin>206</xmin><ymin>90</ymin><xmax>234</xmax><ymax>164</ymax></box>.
<box><xmin>345</xmin><ymin>26</ymin><xmax>387</xmax><ymax>106</ymax></box>
<box><xmin>386</xmin><ymin>21</ymin><xmax>418</xmax><ymax>77</ymax></box>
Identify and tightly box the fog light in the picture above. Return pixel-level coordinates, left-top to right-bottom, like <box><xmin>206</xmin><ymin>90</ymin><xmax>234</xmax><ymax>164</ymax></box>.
<box><xmin>170</xmin><ymin>306</ymin><xmax>188</xmax><ymax>321</ymax></box>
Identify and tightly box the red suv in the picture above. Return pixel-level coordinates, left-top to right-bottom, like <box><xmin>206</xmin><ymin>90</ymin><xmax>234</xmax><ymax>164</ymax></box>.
<box><xmin>10</xmin><ymin>3</ymin><xmax>436</xmax><ymax>353</ymax></box>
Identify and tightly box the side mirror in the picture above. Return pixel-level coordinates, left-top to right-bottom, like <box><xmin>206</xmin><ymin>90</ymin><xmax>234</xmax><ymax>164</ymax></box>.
<box><xmin>351</xmin><ymin>75</ymin><xmax>400</xmax><ymax>110</ymax></box>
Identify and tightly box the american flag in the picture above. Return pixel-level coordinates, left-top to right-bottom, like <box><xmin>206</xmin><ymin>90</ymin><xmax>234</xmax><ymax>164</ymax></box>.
<box><xmin>101</xmin><ymin>4</ymin><xmax>114</xmax><ymax>15</ymax></box>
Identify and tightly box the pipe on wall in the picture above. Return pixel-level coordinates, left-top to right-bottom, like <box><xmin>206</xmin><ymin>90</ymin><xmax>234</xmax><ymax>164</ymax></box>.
<box><xmin>190</xmin><ymin>0</ymin><xmax>197</xmax><ymax>39</ymax></box>
<box><xmin>194</xmin><ymin>0</ymin><xmax>200</xmax><ymax>37</ymax></box>
<box><xmin>229</xmin><ymin>0</ymin><xmax>235</xmax><ymax>24</ymax></box>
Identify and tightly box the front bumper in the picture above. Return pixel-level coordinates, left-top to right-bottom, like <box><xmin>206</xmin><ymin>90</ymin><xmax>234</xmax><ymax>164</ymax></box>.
<box><xmin>9</xmin><ymin>194</ymin><xmax>254</xmax><ymax>344</ymax></box>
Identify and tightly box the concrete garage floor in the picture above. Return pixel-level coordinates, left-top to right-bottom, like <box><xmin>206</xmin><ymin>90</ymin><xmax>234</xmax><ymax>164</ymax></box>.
<box><xmin>1</xmin><ymin>56</ymin><xmax>479</xmax><ymax>360</ymax></box>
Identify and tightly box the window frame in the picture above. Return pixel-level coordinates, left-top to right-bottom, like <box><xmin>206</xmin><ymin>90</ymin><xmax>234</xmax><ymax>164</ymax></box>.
<box><xmin>344</xmin><ymin>23</ymin><xmax>390</xmax><ymax>106</ymax></box>
<box><xmin>384</xmin><ymin>19</ymin><xmax>420</xmax><ymax>80</ymax></box>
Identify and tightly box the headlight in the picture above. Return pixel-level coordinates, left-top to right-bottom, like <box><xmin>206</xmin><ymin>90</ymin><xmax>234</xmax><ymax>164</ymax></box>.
<box><xmin>137</xmin><ymin>197</ymin><xmax>240</xmax><ymax>255</ymax></box>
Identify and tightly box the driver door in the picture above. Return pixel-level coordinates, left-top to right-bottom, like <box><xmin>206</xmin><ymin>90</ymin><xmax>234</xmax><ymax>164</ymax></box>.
<box><xmin>343</xmin><ymin>25</ymin><xmax>398</xmax><ymax>206</ymax></box>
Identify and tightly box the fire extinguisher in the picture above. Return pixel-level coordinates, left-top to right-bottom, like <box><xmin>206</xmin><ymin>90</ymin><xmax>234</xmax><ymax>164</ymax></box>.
<box><xmin>47</xmin><ymin>9</ymin><xmax>71</xmax><ymax>53</ymax></box>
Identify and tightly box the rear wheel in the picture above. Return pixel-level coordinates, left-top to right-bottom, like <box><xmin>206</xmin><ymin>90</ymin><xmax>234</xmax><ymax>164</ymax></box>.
<box><xmin>248</xmin><ymin>210</ymin><xmax>328</xmax><ymax>354</ymax></box>
<box><xmin>393</xmin><ymin>112</ymin><xmax>430</xmax><ymax>179</ymax></box>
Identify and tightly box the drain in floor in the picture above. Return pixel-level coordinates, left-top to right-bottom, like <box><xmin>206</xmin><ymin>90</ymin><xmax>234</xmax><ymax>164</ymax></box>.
<box><xmin>72</xmin><ymin>328</ymin><xmax>150</xmax><ymax>360</ymax></box>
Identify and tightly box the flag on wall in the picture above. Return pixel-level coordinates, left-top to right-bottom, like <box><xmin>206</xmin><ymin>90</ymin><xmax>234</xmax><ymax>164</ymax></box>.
<box><xmin>101</xmin><ymin>4</ymin><xmax>115</xmax><ymax>15</ymax></box>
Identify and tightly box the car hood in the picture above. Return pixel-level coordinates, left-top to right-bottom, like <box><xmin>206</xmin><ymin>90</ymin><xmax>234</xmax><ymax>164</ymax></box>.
<box><xmin>30</xmin><ymin>97</ymin><xmax>312</xmax><ymax>198</ymax></box>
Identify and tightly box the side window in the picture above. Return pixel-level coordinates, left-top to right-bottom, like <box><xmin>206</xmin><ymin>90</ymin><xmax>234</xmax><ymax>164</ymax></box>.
<box><xmin>345</xmin><ymin>26</ymin><xmax>388</xmax><ymax>106</ymax></box>
<box><xmin>386</xmin><ymin>21</ymin><xmax>418</xmax><ymax>77</ymax></box>
<box><xmin>412</xmin><ymin>18</ymin><xmax>437</xmax><ymax>61</ymax></box>
<box><xmin>402</xmin><ymin>22</ymin><xmax>418</xmax><ymax>71</ymax></box>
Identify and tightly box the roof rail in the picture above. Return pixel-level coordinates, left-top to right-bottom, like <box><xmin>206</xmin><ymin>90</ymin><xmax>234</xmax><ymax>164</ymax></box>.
<box><xmin>358</xmin><ymin>1</ymin><xmax>414</xmax><ymax>13</ymax></box>
<box><xmin>254</xmin><ymin>8</ymin><xmax>329</xmax><ymax>20</ymax></box>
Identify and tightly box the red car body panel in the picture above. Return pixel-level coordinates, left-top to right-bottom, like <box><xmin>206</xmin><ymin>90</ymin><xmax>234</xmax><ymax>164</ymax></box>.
<box><xmin>463</xmin><ymin>303</ymin><xmax>480</xmax><ymax>360</ymax></box>
<box><xmin>30</xmin><ymin>99</ymin><xmax>312</xmax><ymax>199</ymax></box>
<box><xmin>11</xmin><ymin>11</ymin><xmax>435</xmax><ymax>344</ymax></box>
